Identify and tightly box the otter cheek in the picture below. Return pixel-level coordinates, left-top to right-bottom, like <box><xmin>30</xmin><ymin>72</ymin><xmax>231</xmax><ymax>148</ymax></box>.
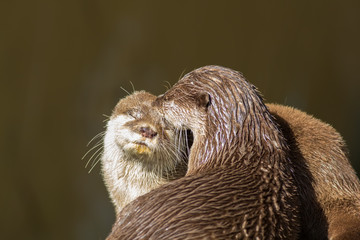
<box><xmin>167</xmin><ymin>104</ymin><xmax>191</xmax><ymax>129</ymax></box>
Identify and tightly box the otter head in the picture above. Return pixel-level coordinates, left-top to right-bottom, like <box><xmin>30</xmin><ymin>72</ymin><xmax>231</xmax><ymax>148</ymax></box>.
<box><xmin>103</xmin><ymin>91</ymin><xmax>189</xmax><ymax>169</ymax></box>
<box><xmin>102</xmin><ymin>91</ymin><xmax>190</xmax><ymax>215</ymax></box>
<box><xmin>154</xmin><ymin>65</ymin><xmax>287</xmax><ymax>174</ymax></box>
<box><xmin>107</xmin><ymin>91</ymin><xmax>162</xmax><ymax>159</ymax></box>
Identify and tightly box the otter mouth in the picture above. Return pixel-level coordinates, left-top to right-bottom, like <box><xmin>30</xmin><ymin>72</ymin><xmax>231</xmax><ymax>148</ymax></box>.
<box><xmin>132</xmin><ymin>141</ymin><xmax>152</xmax><ymax>155</ymax></box>
<box><xmin>134</xmin><ymin>141</ymin><xmax>148</xmax><ymax>146</ymax></box>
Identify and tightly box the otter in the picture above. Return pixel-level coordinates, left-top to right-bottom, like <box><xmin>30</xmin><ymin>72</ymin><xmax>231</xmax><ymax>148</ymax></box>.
<box><xmin>101</xmin><ymin>91</ymin><xmax>188</xmax><ymax>216</ymax></box>
<box><xmin>267</xmin><ymin>104</ymin><xmax>360</xmax><ymax>239</ymax></box>
<box><xmin>107</xmin><ymin>66</ymin><xmax>300</xmax><ymax>239</ymax></box>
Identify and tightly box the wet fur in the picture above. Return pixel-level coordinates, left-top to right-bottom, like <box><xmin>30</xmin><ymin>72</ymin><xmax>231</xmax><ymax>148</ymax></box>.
<box><xmin>107</xmin><ymin>66</ymin><xmax>300</xmax><ymax>239</ymax></box>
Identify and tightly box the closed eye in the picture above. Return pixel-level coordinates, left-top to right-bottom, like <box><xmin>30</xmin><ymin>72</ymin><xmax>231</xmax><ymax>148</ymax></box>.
<box><xmin>127</xmin><ymin>109</ymin><xmax>142</xmax><ymax>119</ymax></box>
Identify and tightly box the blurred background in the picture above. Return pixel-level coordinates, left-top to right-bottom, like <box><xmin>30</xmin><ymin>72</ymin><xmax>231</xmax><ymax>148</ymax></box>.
<box><xmin>1</xmin><ymin>1</ymin><xmax>359</xmax><ymax>239</ymax></box>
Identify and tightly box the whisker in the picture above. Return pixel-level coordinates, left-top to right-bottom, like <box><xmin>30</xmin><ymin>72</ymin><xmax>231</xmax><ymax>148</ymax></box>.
<box><xmin>120</xmin><ymin>86</ymin><xmax>131</xmax><ymax>96</ymax></box>
<box><xmin>86</xmin><ymin>131</ymin><xmax>105</xmax><ymax>147</ymax></box>
<box><xmin>185</xmin><ymin>130</ymin><xmax>191</xmax><ymax>156</ymax></box>
<box><xmin>177</xmin><ymin>130</ymin><xmax>183</xmax><ymax>159</ymax></box>
<box><xmin>82</xmin><ymin>140</ymin><xmax>103</xmax><ymax>160</ymax></box>
<box><xmin>177</xmin><ymin>130</ymin><xmax>191</xmax><ymax>165</ymax></box>
<box><xmin>158</xmin><ymin>143</ymin><xmax>175</xmax><ymax>174</ymax></box>
<box><xmin>163</xmin><ymin>81</ymin><xmax>173</xmax><ymax>91</ymax></box>
<box><xmin>88</xmin><ymin>153</ymin><xmax>103</xmax><ymax>173</ymax></box>
<box><xmin>85</xmin><ymin>145</ymin><xmax>103</xmax><ymax>168</ymax></box>
<box><xmin>178</xmin><ymin>69</ymin><xmax>187</xmax><ymax>81</ymax></box>
<box><xmin>91</xmin><ymin>149</ymin><xmax>103</xmax><ymax>167</ymax></box>
<box><xmin>102</xmin><ymin>114</ymin><xmax>111</xmax><ymax>121</ymax></box>
<box><xmin>167</xmin><ymin>131</ymin><xmax>188</xmax><ymax>166</ymax></box>
<box><xmin>129</xmin><ymin>81</ymin><xmax>136</xmax><ymax>93</ymax></box>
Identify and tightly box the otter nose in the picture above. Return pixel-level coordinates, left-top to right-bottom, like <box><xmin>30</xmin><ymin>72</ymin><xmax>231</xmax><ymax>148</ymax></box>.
<box><xmin>139</xmin><ymin>127</ymin><xmax>158</xmax><ymax>139</ymax></box>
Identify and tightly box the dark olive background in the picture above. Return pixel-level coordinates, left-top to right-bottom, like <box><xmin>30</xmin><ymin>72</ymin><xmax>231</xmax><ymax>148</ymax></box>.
<box><xmin>1</xmin><ymin>1</ymin><xmax>359</xmax><ymax>239</ymax></box>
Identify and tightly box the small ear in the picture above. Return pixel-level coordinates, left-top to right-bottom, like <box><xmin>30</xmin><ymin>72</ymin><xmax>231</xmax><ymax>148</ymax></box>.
<box><xmin>197</xmin><ymin>93</ymin><xmax>211</xmax><ymax>109</ymax></box>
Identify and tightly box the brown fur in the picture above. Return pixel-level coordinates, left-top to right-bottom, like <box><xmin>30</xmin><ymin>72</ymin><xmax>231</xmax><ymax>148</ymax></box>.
<box><xmin>268</xmin><ymin>104</ymin><xmax>360</xmax><ymax>239</ymax></box>
<box><xmin>106</xmin><ymin>66</ymin><xmax>300</xmax><ymax>239</ymax></box>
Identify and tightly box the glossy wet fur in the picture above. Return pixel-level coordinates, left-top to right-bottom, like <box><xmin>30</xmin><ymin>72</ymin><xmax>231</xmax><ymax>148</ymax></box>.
<box><xmin>107</xmin><ymin>66</ymin><xmax>300</xmax><ymax>239</ymax></box>
<box><xmin>154</xmin><ymin>66</ymin><xmax>291</xmax><ymax>174</ymax></box>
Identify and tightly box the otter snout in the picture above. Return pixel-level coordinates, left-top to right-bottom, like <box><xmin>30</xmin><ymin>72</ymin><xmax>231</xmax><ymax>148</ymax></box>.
<box><xmin>139</xmin><ymin>126</ymin><xmax>158</xmax><ymax>139</ymax></box>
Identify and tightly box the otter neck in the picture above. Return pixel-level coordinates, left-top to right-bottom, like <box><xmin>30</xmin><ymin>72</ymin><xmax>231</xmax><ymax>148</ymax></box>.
<box><xmin>188</xmin><ymin>103</ymin><xmax>288</xmax><ymax>175</ymax></box>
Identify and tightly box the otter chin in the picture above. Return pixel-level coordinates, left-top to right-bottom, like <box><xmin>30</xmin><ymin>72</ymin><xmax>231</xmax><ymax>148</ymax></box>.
<box><xmin>101</xmin><ymin>91</ymin><xmax>188</xmax><ymax>217</ymax></box>
<box><xmin>107</xmin><ymin>66</ymin><xmax>300</xmax><ymax>239</ymax></box>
